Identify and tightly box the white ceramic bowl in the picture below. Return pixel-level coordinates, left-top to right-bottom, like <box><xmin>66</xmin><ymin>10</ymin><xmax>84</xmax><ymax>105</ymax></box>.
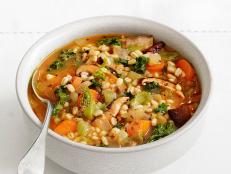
<box><xmin>16</xmin><ymin>16</ymin><xmax>211</xmax><ymax>174</ymax></box>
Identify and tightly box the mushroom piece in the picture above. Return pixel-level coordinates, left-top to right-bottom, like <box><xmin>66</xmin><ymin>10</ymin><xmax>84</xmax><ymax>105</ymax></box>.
<box><xmin>108</xmin><ymin>97</ymin><xmax>129</xmax><ymax>117</ymax></box>
<box><xmin>146</xmin><ymin>41</ymin><xmax>166</xmax><ymax>53</ymax></box>
<box><xmin>76</xmin><ymin>65</ymin><xmax>100</xmax><ymax>75</ymax></box>
<box><xmin>168</xmin><ymin>104</ymin><xmax>193</xmax><ymax>127</ymax></box>
<box><xmin>123</xmin><ymin>36</ymin><xmax>154</xmax><ymax>51</ymax></box>
<box><xmin>142</xmin><ymin>78</ymin><xmax>185</xmax><ymax>98</ymax></box>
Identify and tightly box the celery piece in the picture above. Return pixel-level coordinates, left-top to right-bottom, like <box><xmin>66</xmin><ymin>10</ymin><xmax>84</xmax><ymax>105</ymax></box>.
<box><xmin>103</xmin><ymin>90</ymin><xmax>117</xmax><ymax>105</ymax></box>
<box><xmin>130</xmin><ymin>91</ymin><xmax>151</xmax><ymax>108</ymax></box>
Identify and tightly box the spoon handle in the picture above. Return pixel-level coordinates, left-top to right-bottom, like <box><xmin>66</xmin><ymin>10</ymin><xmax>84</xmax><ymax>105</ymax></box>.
<box><xmin>18</xmin><ymin>102</ymin><xmax>53</xmax><ymax>174</ymax></box>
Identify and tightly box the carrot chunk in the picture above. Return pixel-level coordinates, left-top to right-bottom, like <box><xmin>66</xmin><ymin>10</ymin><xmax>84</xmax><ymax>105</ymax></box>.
<box><xmin>54</xmin><ymin>120</ymin><xmax>77</xmax><ymax>136</ymax></box>
<box><xmin>71</xmin><ymin>76</ymin><xmax>82</xmax><ymax>90</ymax></box>
<box><xmin>106</xmin><ymin>73</ymin><xmax>117</xmax><ymax>83</ymax></box>
<box><xmin>89</xmin><ymin>89</ymin><xmax>100</xmax><ymax>101</ymax></box>
<box><xmin>176</xmin><ymin>59</ymin><xmax>195</xmax><ymax>80</ymax></box>
<box><xmin>50</xmin><ymin>117</ymin><xmax>58</xmax><ymax>130</ymax></box>
<box><xmin>127</xmin><ymin>120</ymin><xmax>151</xmax><ymax>137</ymax></box>
<box><xmin>146</xmin><ymin>62</ymin><xmax>165</xmax><ymax>73</ymax></box>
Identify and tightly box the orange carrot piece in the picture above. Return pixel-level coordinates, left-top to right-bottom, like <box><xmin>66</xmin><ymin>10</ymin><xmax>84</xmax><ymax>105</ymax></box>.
<box><xmin>71</xmin><ymin>76</ymin><xmax>82</xmax><ymax>90</ymax></box>
<box><xmin>146</xmin><ymin>62</ymin><xmax>165</xmax><ymax>73</ymax></box>
<box><xmin>127</xmin><ymin>120</ymin><xmax>151</xmax><ymax>137</ymax></box>
<box><xmin>50</xmin><ymin>117</ymin><xmax>58</xmax><ymax>130</ymax></box>
<box><xmin>176</xmin><ymin>59</ymin><xmax>195</xmax><ymax>80</ymax></box>
<box><xmin>89</xmin><ymin>89</ymin><xmax>100</xmax><ymax>101</ymax></box>
<box><xmin>106</xmin><ymin>73</ymin><xmax>117</xmax><ymax>83</ymax></box>
<box><xmin>54</xmin><ymin>120</ymin><xmax>77</xmax><ymax>136</ymax></box>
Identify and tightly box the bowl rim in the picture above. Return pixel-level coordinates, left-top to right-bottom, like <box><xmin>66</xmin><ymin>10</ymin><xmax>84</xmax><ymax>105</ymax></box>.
<box><xmin>16</xmin><ymin>15</ymin><xmax>212</xmax><ymax>153</ymax></box>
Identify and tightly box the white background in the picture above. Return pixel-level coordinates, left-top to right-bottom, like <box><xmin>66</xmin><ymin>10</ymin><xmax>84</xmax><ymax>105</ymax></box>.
<box><xmin>0</xmin><ymin>0</ymin><xmax>231</xmax><ymax>173</ymax></box>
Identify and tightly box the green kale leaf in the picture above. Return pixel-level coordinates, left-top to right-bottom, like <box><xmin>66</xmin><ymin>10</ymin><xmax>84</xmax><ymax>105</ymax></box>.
<box><xmin>60</xmin><ymin>49</ymin><xmax>76</xmax><ymax>61</ymax></box>
<box><xmin>47</xmin><ymin>49</ymin><xmax>76</xmax><ymax>71</ymax></box>
<box><xmin>154</xmin><ymin>103</ymin><xmax>168</xmax><ymax>114</ymax></box>
<box><xmin>48</xmin><ymin>60</ymin><xmax>64</xmax><ymax>71</ymax></box>
<box><xmin>90</xmin><ymin>79</ymin><xmax>102</xmax><ymax>88</ymax></box>
<box><xmin>52</xmin><ymin>103</ymin><xmax>63</xmax><ymax>116</ymax></box>
<box><xmin>52</xmin><ymin>86</ymin><xmax>69</xmax><ymax>116</ymax></box>
<box><xmin>97</xmin><ymin>37</ymin><xmax>121</xmax><ymax>46</ymax></box>
<box><xmin>131</xmin><ymin>56</ymin><xmax>149</xmax><ymax>74</ymax></box>
<box><xmin>115</xmin><ymin>58</ymin><xmax>129</xmax><ymax>66</ymax></box>
<box><xmin>143</xmin><ymin>82</ymin><xmax>160</xmax><ymax>92</ymax></box>
<box><xmin>147</xmin><ymin>121</ymin><xmax>176</xmax><ymax>142</ymax></box>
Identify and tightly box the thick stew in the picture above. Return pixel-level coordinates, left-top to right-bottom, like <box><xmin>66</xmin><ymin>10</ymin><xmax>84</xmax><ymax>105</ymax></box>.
<box><xmin>28</xmin><ymin>34</ymin><xmax>201</xmax><ymax>147</ymax></box>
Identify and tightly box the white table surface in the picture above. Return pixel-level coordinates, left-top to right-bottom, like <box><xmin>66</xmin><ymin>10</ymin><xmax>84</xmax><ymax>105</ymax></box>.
<box><xmin>0</xmin><ymin>0</ymin><xmax>231</xmax><ymax>173</ymax></box>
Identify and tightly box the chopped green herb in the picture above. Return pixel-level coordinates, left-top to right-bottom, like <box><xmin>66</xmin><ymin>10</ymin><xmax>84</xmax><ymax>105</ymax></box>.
<box><xmin>132</xmin><ymin>56</ymin><xmax>149</xmax><ymax>74</ymax></box>
<box><xmin>143</xmin><ymin>82</ymin><xmax>160</xmax><ymax>92</ymax></box>
<box><xmin>97</xmin><ymin>37</ymin><xmax>121</xmax><ymax>46</ymax></box>
<box><xmin>59</xmin><ymin>92</ymin><xmax>69</xmax><ymax>103</ymax></box>
<box><xmin>52</xmin><ymin>103</ymin><xmax>63</xmax><ymax>116</ymax></box>
<box><xmin>115</xmin><ymin>122</ymin><xmax>123</xmax><ymax>129</ymax></box>
<box><xmin>90</xmin><ymin>79</ymin><xmax>102</xmax><ymax>88</ymax></box>
<box><xmin>115</xmin><ymin>58</ymin><xmax>129</xmax><ymax>66</ymax></box>
<box><xmin>55</xmin><ymin>87</ymin><xmax>69</xmax><ymax>101</ymax></box>
<box><xmin>124</xmin><ymin>91</ymin><xmax>134</xmax><ymax>99</ymax></box>
<box><xmin>48</xmin><ymin>60</ymin><xmax>64</xmax><ymax>71</ymax></box>
<box><xmin>60</xmin><ymin>49</ymin><xmax>76</xmax><ymax>61</ymax></box>
<box><xmin>52</xmin><ymin>86</ymin><xmax>69</xmax><ymax>116</ymax></box>
<box><xmin>154</xmin><ymin>103</ymin><xmax>168</xmax><ymax>114</ymax></box>
<box><xmin>47</xmin><ymin>49</ymin><xmax>77</xmax><ymax>71</ymax></box>
<box><xmin>147</xmin><ymin>121</ymin><xmax>176</xmax><ymax>142</ymax></box>
<box><xmin>54</xmin><ymin>85</ymin><xmax>66</xmax><ymax>94</ymax></box>
<box><xmin>55</xmin><ymin>86</ymin><xmax>69</xmax><ymax>104</ymax></box>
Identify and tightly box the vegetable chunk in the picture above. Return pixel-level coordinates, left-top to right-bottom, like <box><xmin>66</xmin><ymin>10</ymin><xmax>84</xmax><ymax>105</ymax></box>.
<box><xmin>127</xmin><ymin>120</ymin><xmax>151</xmax><ymax>137</ymax></box>
<box><xmin>168</xmin><ymin>104</ymin><xmax>193</xmax><ymax>127</ymax></box>
<box><xmin>54</xmin><ymin>120</ymin><xmax>77</xmax><ymax>136</ymax></box>
<box><xmin>124</xmin><ymin>36</ymin><xmax>153</xmax><ymax>51</ymax></box>
<box><xmin>147</xmin><ymin>121</ymin><xmax>176</xmax><ymax>142</ymax></box>
<box><xmin>176</xmin><ymin>59</ymin><xmax>195</xmax><ymax>80</ymax></box>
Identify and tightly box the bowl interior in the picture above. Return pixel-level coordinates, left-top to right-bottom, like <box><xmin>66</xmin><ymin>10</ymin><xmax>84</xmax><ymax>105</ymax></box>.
<box><xmin>16</xmin><ymin>16</ymin><xmax>211</xmax><ymax>152</ymax></box>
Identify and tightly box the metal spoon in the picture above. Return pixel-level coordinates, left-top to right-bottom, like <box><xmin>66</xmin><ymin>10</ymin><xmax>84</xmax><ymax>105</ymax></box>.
<box><xmin>18</xmin><ymin>70</ymin><xmax>53</xmax><ymax>174</ymax></box>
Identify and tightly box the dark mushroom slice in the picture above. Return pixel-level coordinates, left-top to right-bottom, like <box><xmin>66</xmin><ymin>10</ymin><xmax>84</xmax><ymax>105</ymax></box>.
<box><xmin>146</xmin><ymin>41</ymin><xmax>166</xmax><ymax>53</ymax></box>
<box><xmin>168</xmin><ymin>104</ymin><xmax>194</xmax><ymax>127</ymax></box>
